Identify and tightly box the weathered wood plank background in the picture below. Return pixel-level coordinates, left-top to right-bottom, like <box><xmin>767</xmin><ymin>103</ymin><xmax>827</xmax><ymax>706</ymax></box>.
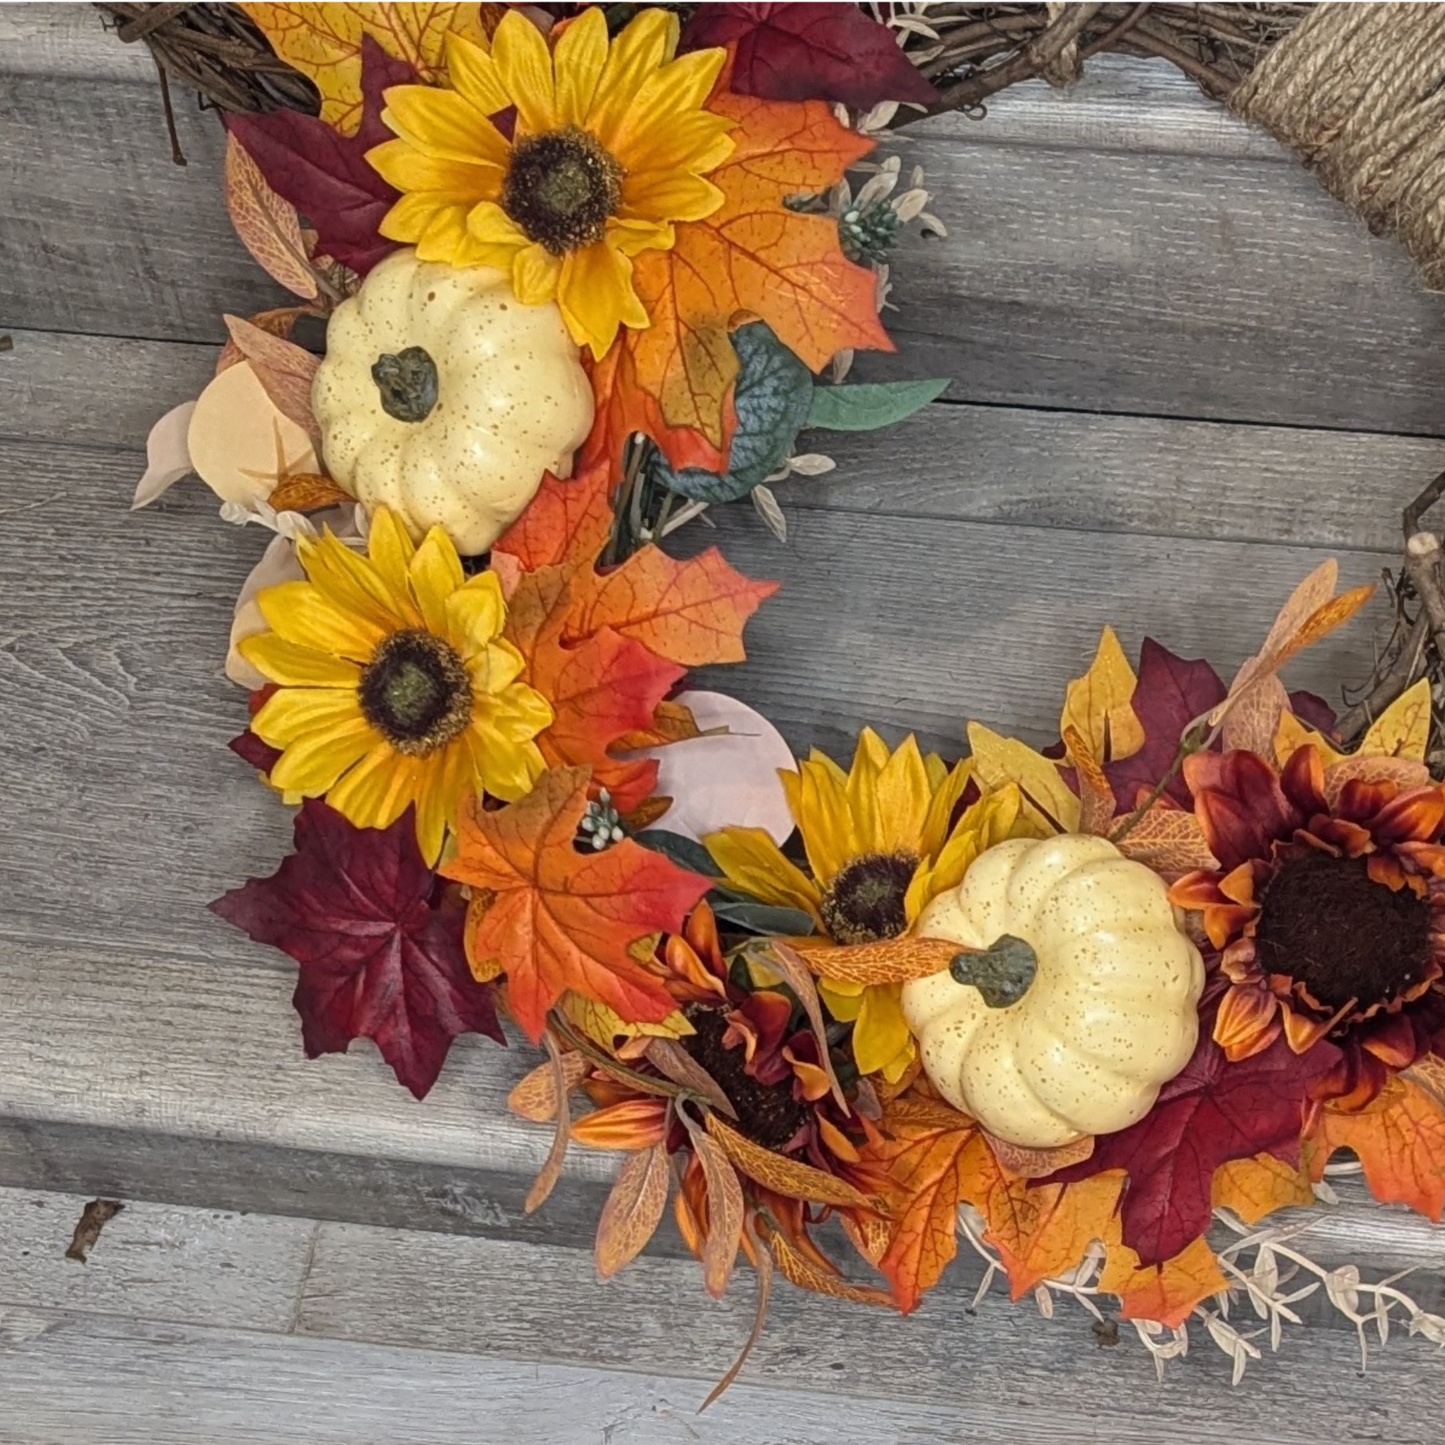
<box><xmin>2</xmin><ymin>5</ymin><xmax>1444</xmax><ymax>1439</ymax></box>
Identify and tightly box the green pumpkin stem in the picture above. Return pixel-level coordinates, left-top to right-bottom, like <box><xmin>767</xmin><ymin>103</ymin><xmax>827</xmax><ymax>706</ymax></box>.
<box><xmin>949</xmin><ymin>935</ymin><xmax>1037</xmax><ymax>1009</ymax></box>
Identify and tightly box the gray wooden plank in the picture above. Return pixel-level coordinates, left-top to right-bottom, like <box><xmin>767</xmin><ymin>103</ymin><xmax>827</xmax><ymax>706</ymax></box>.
<box><xmin>0</xmin><ymin>1310</ymin><xmax>1378</xmax><ymax>1445</ymax></box>
<box><xmin>0</xmin><ymin>1186</ymin><xmax>312</xmax><ymax>1333</ymax></box>
<box><xmin>0</xmin><ymin>437</ymin><xmax>1402</xmax><ymax>958</ymax></box>
<box><xmin>0</xmin><ymin>1183</ymin><xmax>1437</xmax><ymax>1442</ymax></box>
<box><xmin>296</xmin><ymin>1221</ymin><xmax>1445</xmax><ymax>1439</ymax></box>
<box><xmin>3</xmin><ymin>328</ymin><xmax>217</xmax><ymax>448</ymax></box>
<box><xmin>7</xmin><ymin>49</ymin><xmax>1445</xmax><ymax>432</ymax></box>
<box><xmin>11</xmin><ymin>331</ymin><xmax>1445</xmax><ymax>553</ymax></box>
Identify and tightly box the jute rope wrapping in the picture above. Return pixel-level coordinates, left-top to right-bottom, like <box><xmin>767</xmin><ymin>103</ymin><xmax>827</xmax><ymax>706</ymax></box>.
<box><xmin>1232</xmin><ymin>2</ymin><xmax>1445</xmax><ymax>289</ymax></box>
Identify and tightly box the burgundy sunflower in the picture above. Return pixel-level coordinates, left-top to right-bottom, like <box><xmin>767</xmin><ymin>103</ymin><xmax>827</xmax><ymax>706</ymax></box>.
<box><xmin>1171</xmin><ymin>743</ymin><xmax>1445</xmax><ymax>1108</ymax></box>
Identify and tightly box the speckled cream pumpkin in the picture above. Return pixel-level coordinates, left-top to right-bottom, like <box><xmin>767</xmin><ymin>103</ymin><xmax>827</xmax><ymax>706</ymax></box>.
<box><xmin>312</xmin><ymin>248</ymin><xmax>594</xmax><ymax>555</ymax></box>
<box><xmin>901</xmin><ymin>835</ymin><xmax>1203</xmax><ymax>1148</ymax></box>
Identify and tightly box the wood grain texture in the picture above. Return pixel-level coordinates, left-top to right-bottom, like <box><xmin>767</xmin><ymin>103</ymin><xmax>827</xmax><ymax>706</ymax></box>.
<box><xmin>0</xmin><ymin>1185</ymin><xmax>1439</xmax><ymax>1443</ymax></box>
<box><xmin>0</xmin><ymin>1186</ymin><xmax>313</xmax><ymax>1332</ymax></box>
<box><xmin>6</xmin><ymin>27</ymin><xmax>1445</xmax><ymax>432</ymax></box>
<box><xmin>296</xmin><ymin>1221</ymin><xmax>1443</xmax><ymax>1435</ymax></box>
<box><xmin>6</xmin><ymin>1311</ymin><xmax>1423</xmax><ymax>1445</ymax></box>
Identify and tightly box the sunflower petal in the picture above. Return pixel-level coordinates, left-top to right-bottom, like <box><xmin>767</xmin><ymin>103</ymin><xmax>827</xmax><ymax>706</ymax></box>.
<box><xmin>705</xmin><ymin>826</ymin><xmax>823</xmax><ymax>923</ymax></box>
<box><xmin>585</xmin><ymin>7</ymin><xmax>678</xmax><ymax>149</ymax></box>
<box><xmin>326</xmin><ymin>742</ymin><xmax>422</xmax><ymax>834</ymax></box>
<box><xmin>256</xmin><ymin>580</ymin><xmax>386</xmax><ymax>661</ymax></box>
<box><xmin>382</xmin><ymin>87</ymin><xmax>510</xmax><ymax>168</ymax></box>
<box><xmin>552</xmin><ymin>5</ymin><xmax>608</xmax><ymax>128</ymax></box>
<box><xmin>491</xmin><ymin>9</ymin><xmax>558</xmax><ymax>136</ymax></box>
<box><xmin>240</xmin><ymin>633</ymin><xmax>363</xmax><ymax>688</ymax></box>
<box><xmin>267</xmin><ymin>715</ymin><xmax>376</xmax><ymax>795</ymax></box>
<box><xmin>557</xmin><ymin>243</ymin><xmax>649</xmax><ymax>358</ymax></box>
<box><xmin>512</xmin><ymin>241</ymin><xmax>565</xmax><ymax>305</ymax></box>
<box><xmin>446</xmin><ymin>572</ymin><xmax>507</xmax><ymax>649</ymax></box>
<box><xmin>407</xmin><ymin>525</ymin><xmax>465</xmax><ymax>634</ymax></box>
<box><xmin>444</xmin><ymin>31</ymin><xmax>509</xmax><ymax>116</ymax></box>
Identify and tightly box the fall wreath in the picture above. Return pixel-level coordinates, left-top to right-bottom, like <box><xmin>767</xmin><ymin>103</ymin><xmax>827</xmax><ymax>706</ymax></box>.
<box><xmin>111</xmin><ymin>1</ymin><xmax>1445</xmax><ymax>1395</ymax></box>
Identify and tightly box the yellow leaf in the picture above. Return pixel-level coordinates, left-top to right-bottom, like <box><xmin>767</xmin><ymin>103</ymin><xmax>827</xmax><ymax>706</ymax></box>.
<box><xmin>966</xmin><ymin>722</ymin><xmax>1080</xmax><ymax>833</ymax></box>
<box><xmin>561</xmin><ymin>991</ymin><xmax>693</xmax><ymax>1050</ymax></box>
<box><xmin>1359</xmin><ymin>677</ymin><xmax>1433</xmax><ymax>761</ymax></box>
<box><xmin>1272</xmin><ymin>709</ymin><xmax>1346</xmax><ymax>768</ymax></box>
<box><xmin>1099</xmin><ymin>1235</ymin><xmax>1226</xmax><ymax>1328</ymax></box>
<box><xmin>1061</xmin><ymin>626</ymin><xmax>1144</xmax><ymax>764</ymax></box>
<box><xmin>240</xmin><ymin>2</ymin><xmax>500</xmax><ymax>134</ymax></box>
<box><xmin>1211</xmin><ymin>1153</ymin><xmax>1313</xmax><ymax>1224</ymax></box>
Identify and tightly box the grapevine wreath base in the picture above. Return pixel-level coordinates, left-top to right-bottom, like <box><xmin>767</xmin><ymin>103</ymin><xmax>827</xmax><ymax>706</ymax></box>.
<box><xmin>107</xmin><ymin>1</ymin><xmax>1445</xmax><ymax>1397</ymax></box>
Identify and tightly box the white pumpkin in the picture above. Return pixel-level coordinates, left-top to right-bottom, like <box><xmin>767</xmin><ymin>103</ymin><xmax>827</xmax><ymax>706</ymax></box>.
<box><xmin>312</xmin><ymin>248</ymin><xmax>594</xmax><ymax>555</ymax></box>
<box><xmin>901</xmin><ymin>835</ymin><xmax>1203</xmax><ymax>1148</ymax></box>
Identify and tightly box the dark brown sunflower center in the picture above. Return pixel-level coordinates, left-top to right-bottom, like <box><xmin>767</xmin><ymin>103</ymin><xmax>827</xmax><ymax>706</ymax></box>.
<box><xmin>1254</xmin><ymin>850</ymin><xmax>1432</xmax><ymax>1013</ymax></box>
<box><xmin>680</xmin><ymin>1007</ymin><xmax>810</xmax><ymax>1151</ymax></box>
<box><xmin>820</xmin><ymin>851</ymin><xmax>918</xmax><ymax>945</ymax></box>
<box><xmin>502</xmin><ymin>126</ymin><xmax>622</xmax><ymax>255</ymax></box>
<box><xmin>358</xmin><ymin>629</ymin><xmax>472</xmax><ymax>756</ymax></box>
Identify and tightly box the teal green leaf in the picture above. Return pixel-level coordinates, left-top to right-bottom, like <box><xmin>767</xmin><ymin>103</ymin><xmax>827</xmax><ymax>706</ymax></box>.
<box><xmin>805</xmin><ymin>377</ymin><xmax>950</xmax><ymax>432</ymax></box>
<box><xmin>651</xmin><ymin>322</ymin><xmax>814</xmax><ymax>505</ymax></box>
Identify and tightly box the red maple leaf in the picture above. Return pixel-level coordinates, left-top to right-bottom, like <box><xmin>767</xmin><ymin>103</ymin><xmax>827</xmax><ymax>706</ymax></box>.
<box><xmin>210</xmin><ymin>800</ymin><xmax>502</xmax><ymax>1099</ymax></box>
<box><xmin>1050</xmin><ymin>1004</ymin><xmax>1341</xmax><ymax>1265</ymax></box>
<box><xmin>444</xmin><ymin>768</ymin><xmax>711</xmax><ymax>1041</ymax></box>
<box><xmin>226</xmin><ymin>38</ymin><xmax>410</xmax><ymax>276</ymax></box>
<box><xmin>682</xmin><ymin>3</ymin><xmax>938</xmax><ymax>110</ymax></box>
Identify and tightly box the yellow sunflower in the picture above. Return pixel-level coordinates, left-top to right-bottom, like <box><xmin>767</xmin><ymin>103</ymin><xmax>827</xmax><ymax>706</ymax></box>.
<box><xmin>240</xmin><ymin>507</ymin><xmax>551</xmax><ymax>864</ymax></box>
<box><xmin>705</xmin><ymin>730</ymin><xmax>1035</xmax><ymax>1082</ymax></box>
<box><xmin>368</xmin><ymin>7</ymin><xmax>734</xmax><ymax>358</ymax></box>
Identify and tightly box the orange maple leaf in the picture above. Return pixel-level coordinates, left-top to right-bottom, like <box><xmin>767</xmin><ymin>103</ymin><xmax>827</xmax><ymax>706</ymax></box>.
<box><xmin>1211</xmin><ymin>1152</ymin><xmax>1313</xmax><ymax>1225</ymax></box>
<box><xmin>1098</xmin><ymin>1236</ymin><xmax>1226</xmax><ymax>1328</ymax></box>
<box><xmin>240</xmin><ymin>2</ymin><xmax>500</xmax><ymax>134</ymax></box>
<box><xmin>504</xmin><ymin>566</ymin><xmax>682</xmax><ymax>811</ymax></box>
<box><xmin>491</xmin><ymin>469</ymin><xmax>775</xmax><ymax>806</ymax></box>
<box><xmin>960</xmin><ymin>1145</ymin><xmax>1126</xmax><ymax>1300</ymax></box>
<box><xmin>592</xmin><ymin>75</ymin><xmax>894</xmax><ymax>473</ymax></box>
<box><xmin>444</xmin><ymin>768</ymin><xmax>710</xmax><ymax>1041</ymax></box>
<box><xmin>866</xmin><ymin>1095</ymin><xmax>978</xmax><ymax>1313</ymax></box>
<box><xmin>496</xmin><ymin>473</ymin><xmax>777</xmax><ymax>668</ymax></box>
<box><xmin>1313</xmin><ymin>1075</ymin><xmax>1445</xmax><ymax>1222</ymax></box>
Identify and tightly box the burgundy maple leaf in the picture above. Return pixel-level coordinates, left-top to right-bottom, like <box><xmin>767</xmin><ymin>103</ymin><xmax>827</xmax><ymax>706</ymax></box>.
<box><xmin>1051</xmin><ymin>1006</ymin><xmax>1341</xmax><ymax>1265</ymax></box>
<box><xmin>211</xmin><ymin>800</ymin><xmax>504</xmax><ymax>1098</ymax></box>
<box><xmin>226</xmin><ymin>38</ymin><xmax>409</xmax><ymax>277</ymax></box>
<box><xmin>681</xmin><ymin>2</ymin><xmax>937</xmax><ymax>109</ymax></box>
<box><xmin>1106</xmin><ymin>638</ymin><xmax>1227</xmax><ymax>810</ymax></box>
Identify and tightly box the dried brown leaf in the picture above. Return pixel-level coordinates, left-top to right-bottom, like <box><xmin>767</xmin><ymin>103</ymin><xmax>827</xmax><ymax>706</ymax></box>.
<box><xmin>267</xmin><ymin>472</ymin><xmax>354</xmax><ymax>513</ymax></box>
<box><xmin>222</xmin><ymin>314</ymin><xmax>322</xmax><ymax>441</ymax></box>
<box><xmin>803</xmin><ymin>935</ymin><xmax>959</xmax><ymax>986</ymax></box>
<box><xmin>216</xmin><ymin>304</ymin><xmax>314</xmax><ymax>374</ymax></box>
<box><xmin>1113</xmin><ymin>807</ymin><xmax>1218</xmax><ymax>876</ymax></box>
<box><xmin>762</xmin><ymin>1224</ymin><xmax>896</xmax><ymax>1308</ymax></box>
<box><xmin>525</xmin><ymin>1033</ymin><xmax>573</xmax><ymax>1213</ymax></box>
<box><xmin>224</xmin><ymin>133</ymin><xmax>319</xmax><ymax>301</ymax></box>
<box><xmin>507</xmin><ymin>1049</ymin><xmax>591</xmax><ymax>1123</ymax></box>
<box><xmin>1062</xmin><ymin>724</ymin><xmax>1115</xmax><ymax>835</ymax></box>
<box><xmin>985</xmin><ymin>1129</ymin><xmax>1095</xmax><ymax>1180</ymax></box>
<box><xmin>706</xmin><ymin>1112</ymin><xmax>873</xmax><ymax>1210</ymax></box>
<box><xmin>761</xmin><ymin>943</ymin><xmax>852</xmax><ymax>1110</ymax></box>
<box><xmin>700</xmin><ymin>1219</ymin><xmax>774</xmax><ymax>1413</ymax></box>
<box><xmin>595</xmin><ymin>1142</ymin><xmax>671</xmax><ymax>1278</ymax></box>
<box><xmin>684</xmin><ymin>1115</ymin><xmax>745</xmax><ymax>1299</ymax></box>
<box><xmin>645</xmin><ymin>1037</ymin><xmax>737</xmax><ymax>1118</ymax></box>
